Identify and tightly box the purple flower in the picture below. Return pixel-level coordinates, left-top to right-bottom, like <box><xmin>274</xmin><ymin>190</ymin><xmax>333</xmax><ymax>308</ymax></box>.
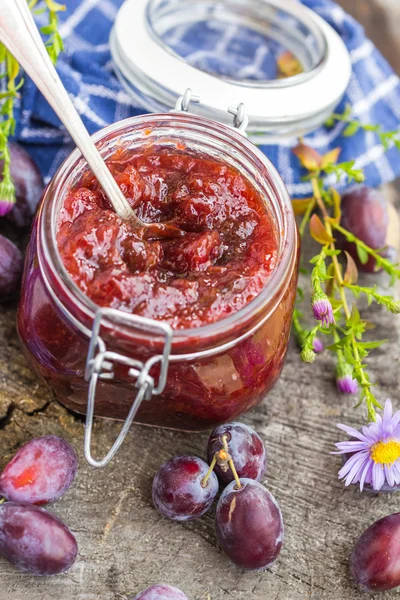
<box><xmin>311</xmin><ymin>291</ymin><xmax>334</xmax><ymax>327</ymax></box>
<box><xmin>313</xmin><ymin>337</ymin><xmax>324</xmax><ymax>354</ymax></box>
<box><xmin>333</xmin><ymin>399</ymin><xmax>400</xmax><ymax>491</ymax></box>
<box><xmin>337</xmin><ymin>374</ymin><xmax>358</xmax><ymax>394</ymax></box>
<box><xmin>336</xmin><ymin>361</ymin><xmax>357</xmax><ymax>394</ymax></box>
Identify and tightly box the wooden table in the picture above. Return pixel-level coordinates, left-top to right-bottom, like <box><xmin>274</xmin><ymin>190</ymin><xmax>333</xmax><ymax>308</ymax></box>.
<box><xmin>1</xmin><ymin>2</ymin><xmax>400</xmax><ymax>599</ymax></box>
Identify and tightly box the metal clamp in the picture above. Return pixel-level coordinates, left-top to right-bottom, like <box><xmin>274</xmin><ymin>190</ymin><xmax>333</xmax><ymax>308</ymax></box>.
<box><xmin>174</xmin><ymin>88</ymin><xmax>200</xmax><ymax>112</ymax></box>
<box><xmin>174</xmin><ymin>89</ymin><xmax>248</xmax><ymax>136</ymax></box>
<box><xmin>84</xmin><ymin>308</ymin><xmax>172</xmax><ymax>468</ymax></box>
<box><xmin>228</xmin><ymin>103</ymin><xmax>249</xmax><ymax>135</ymax></box>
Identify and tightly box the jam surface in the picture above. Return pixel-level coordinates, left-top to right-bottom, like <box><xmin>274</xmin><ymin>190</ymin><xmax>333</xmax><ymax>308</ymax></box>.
<box><xmin>57</xmin><ymin>147</ymin><xmax>278</xmax><ymax>329</ymax></box>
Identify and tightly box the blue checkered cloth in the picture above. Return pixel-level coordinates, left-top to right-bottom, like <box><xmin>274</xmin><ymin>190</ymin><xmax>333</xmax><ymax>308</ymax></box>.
<box><xmin>11</xmin><ymin>0</ymin><xmax>400</xmax><ymax>197</ymax></box>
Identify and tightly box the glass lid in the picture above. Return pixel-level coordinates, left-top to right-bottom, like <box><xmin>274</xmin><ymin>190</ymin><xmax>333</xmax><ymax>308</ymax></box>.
<box><xmin>110</xmin><ymin>0</ymin><xmax>352</xmax><ymax>142</ymax></box>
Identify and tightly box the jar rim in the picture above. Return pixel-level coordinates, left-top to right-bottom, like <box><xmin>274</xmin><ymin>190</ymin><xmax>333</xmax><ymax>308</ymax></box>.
<box><xmin>39</xmin><ymin>112</ymin><xmax>297</xmax><ymax>346</ymax></box>
<box><xmin>146</xmin><ymin>0</ymin><xmax>328</xmax><ymax>89</ymax></box>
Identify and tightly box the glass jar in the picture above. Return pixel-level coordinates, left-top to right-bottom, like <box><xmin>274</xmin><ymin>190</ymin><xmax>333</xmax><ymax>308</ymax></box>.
<box><xmin>111</xmin><ymin>0</ymin><xmax>352</xmax><ymax>141</ymax></box>
<box><xmin>18</xmin><ymin>113</ymin><xmax>298</xmax><ymax>465</ymax></box>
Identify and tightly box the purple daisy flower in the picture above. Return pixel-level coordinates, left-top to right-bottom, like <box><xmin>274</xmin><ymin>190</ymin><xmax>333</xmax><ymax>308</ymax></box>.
<box><xmin>333</xmin><ymin>399</ymin><xmax>400</xmax><ymax>491</ymax></box>
<box><xmin>313</xmin><ymin>337</ymin><xmax>324</xmax><ymax>354</ymax></box>
<box><xmin>311</xmin><ymin>291</ymin><xmax>334</xmax><ymax>327</ymax></box>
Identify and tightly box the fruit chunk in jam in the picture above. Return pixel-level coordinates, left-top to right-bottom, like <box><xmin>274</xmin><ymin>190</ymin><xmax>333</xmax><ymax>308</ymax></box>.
<box><xmin>57</xmin><ymin>147</ymin><xmax>278</xmax><ymax>329</ymax></box>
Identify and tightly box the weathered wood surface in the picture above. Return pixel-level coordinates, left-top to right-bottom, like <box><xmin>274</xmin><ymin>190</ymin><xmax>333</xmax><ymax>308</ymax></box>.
<box><xmin>1</xmin><ymin>2</ymin><xmax>400</xmax><ymax>599</ymax></box>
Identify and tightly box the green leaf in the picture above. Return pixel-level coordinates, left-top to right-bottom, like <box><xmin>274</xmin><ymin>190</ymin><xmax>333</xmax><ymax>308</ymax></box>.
<box><xmin>344</xmin><ymin>251</ymin><xmax>358</xmax><ymax>285</ymax></box>
<box><xmin>309</xmin><ymin>214</ymin><xmax>334</xmax><ymax>245</ymax></box>
<box><xmin>41</xmin><ymin>25</ymin><xmax>55</xmax><ymax>35</ymax></box>
<box><xmin>343</xmin><ymin>121</ymin><xmax>360</xmax><ymax>137</ymax></box>
<box><xmin>0</xmin><ymin>44</ymin><xmax>7</xmax><ymax>63</ymax></box>
<box><xmin>363</xmin><ymin>124</ymin><xmax>378</xmax><ymax>132</ymax></box>
<box><xmin>356</xmin><ymin>244</ymin><xmax>369</xmax><ymax>265</ymax></box>
<box><xmin>45</xmin><ymin>0</ymin><xmax>66</xmax><ymax>11</ymax></box>
<box><xmin>357</xmin><ymin>340</ymin><xmax>388</xmax><ymax>350</ymax></box>
<box><xmin>347</xmin><ymin>304</ymin><xmax>361</xmax><ymax>327</ymax></box>
<box><xmin>343</xmin><ymin>344</ymin><xmax>355</xmax><ymax>365</ymax></box>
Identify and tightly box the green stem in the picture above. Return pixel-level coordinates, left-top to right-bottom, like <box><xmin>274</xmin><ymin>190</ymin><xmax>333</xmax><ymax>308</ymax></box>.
<box><xmin>299</xmin><ymin>198</ymin><xmax>316</xmax><ymax>237</ymax></box>
<box><xmin>332</xmin><ymin>222</ymin><xmax>400</xmax><ymax>278</ymax></box>
<box><xmin>310</xmin><ymin>176</ymin><xmax>376</xmax><ymax>418</ymax></box>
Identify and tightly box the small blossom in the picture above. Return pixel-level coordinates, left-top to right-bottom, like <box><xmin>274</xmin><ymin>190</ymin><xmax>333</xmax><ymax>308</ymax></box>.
<box><xmin>333</xmin><ymin>399</ymin><xmax>400</xmax><ymax>491</ymax></box>
<box><xmin>0</xmin><ymin>179</ymin><xmax>16</xmax><ymax>217</ymax></box>
<box><xmin>336</xmin><ymin>361</ymin><xmax>358</xmax><ymax>394</ymax></box>
<box><xmin>311</xmin><ymin>291</ymin><xmax>334</xmax><ymax>327</ymax></box>
<box><xmin>313</xmin><ymin>337</ymin><xmax>324</xmax><ymax>354</ymax></box>
<box><xmin>337</xmin><ymin>374</ymin><xmax>358</xmax><ymax>394</ymax></box>
<box><xmin>300</xmin><ymin>345</ymin><xmax>316</xmax><ymax>363</ymax></box>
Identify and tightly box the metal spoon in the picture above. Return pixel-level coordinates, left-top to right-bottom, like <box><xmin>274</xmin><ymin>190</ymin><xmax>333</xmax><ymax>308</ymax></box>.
<box><xmin>0</xmin><ymin>0</ymin><xmax>138</xmax><ymax>222</ymax></box>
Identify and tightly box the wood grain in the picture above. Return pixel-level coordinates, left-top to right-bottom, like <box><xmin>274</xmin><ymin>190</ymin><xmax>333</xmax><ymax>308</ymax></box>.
<box><xmin>1</xmin><ymin>2</ymin><xmax>400</xmax><ymax>599</ymax></box>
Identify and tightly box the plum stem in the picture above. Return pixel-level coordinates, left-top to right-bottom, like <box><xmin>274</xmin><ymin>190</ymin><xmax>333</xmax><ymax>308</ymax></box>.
<box><xmin>221</xmin><ymin>435</ymin><xmax>242</xmax><ymax>490</ymax></box>
<box><xmin>201</xmin><ymin>455</ymin><xmax>217</xmax><ymax>488</ymax></box>
<box><xmin>0</xmin><ymin>498</ymin><xmax>6</xmax><ymax>505</ymax></box>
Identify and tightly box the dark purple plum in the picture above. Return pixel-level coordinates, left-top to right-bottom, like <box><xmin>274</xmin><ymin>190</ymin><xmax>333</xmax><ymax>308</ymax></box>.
<box><xmin>351</xmin><ymin>513</ymin><xmax>400</xmax><ymax>591</ymax></box>
<box><xmin>216</xmin><ymin>479</ymin><xmax>283</xmax><ymax>570</ymax></box>
<box><xmin>339</xmin><ymin>186</ymin><xmax>390</xmax><ymax>272</ymax></box>
<box><xmin>132</xmin><ymin>584</ymin><xmax>188</xmax><ymax>600</ymax></box>
<box><xmin>0</xmin><ymin>234</ymin><xmax>23</xmax><ymax>301</ymax></box>
<box><xmin>0</xmin><ymin>142</ymin><xmax>44</xmax><ymax>228</ymax></box>
<box><xmin>0</xmin><ymin>502</ymin><xmax>77</xmax><ymax>575</ymax></box>
<box><xmin>152</xmin><ymin>456</ymin><xmax>218</xmax><ymax>521</ymax></box>
<box><xmin>207</xmin><ymin>422</ymin><xmax>267</xmax><ymax>486</ymax></box>
<box><xmin>0</xmin><ymin>436</ymin><xmax>78</xmax><ymax>505</ymax></box>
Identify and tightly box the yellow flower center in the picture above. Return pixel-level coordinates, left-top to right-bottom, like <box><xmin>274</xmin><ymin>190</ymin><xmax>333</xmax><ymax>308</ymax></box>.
<box><xmin>371</xmin><ymin>440</ymin><xmax>400</xmax><ymax>465</ymax></box>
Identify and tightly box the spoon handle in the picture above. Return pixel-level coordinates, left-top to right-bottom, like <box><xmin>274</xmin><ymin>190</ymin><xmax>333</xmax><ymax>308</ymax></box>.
<box><xmin>0</xmin><ymin>0</ymin><xmax>133</xmax><ymax>220</ymax></box>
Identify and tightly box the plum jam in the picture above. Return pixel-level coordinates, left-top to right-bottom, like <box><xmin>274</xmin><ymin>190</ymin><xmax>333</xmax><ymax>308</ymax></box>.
<box><xmin>17</xmin><ymin>114</ymin><xmax>298</xmax><ymax>438</ymax></box>
<box><xmin>57</xmin><ymin>148</ymin><xmax>278</xmax><ymax>329</ymax></box>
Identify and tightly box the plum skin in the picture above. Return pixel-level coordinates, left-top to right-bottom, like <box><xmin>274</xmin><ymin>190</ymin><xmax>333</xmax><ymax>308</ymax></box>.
<box><xmin>207</xmin><ymin>422</ymin><xmax>267</xmax><ymax>485</ymax></box>
<box><xmin>1</xmin><ymin>142</ymin><xmax>44</xmax><ymax>228</ymax></box>
<box><xmin>351</xmin><ymin>513</ymin><xmax>400</xmax><ymax>592</ymax></box>
<box><xmin>132</xmin><ymin>584</ymin><xmax>188</xmax><ymax>600</ymax></box>
<box><xmin>152</xmin><ymin>455</ymin><xmax>219</xmax><ymax>522</ymax></box>
<box><xmin>339</xmin><ymin>186</ymin><xmax>388</xmax><ymax>272</ymax></box>
<box><xmin>0</xmin><ymin>235</ymin><xmax>23</xmax><ymax>301</ymax></box>
<box><xmin>216</xmin><ymin>478</ymin><xmax>283</xmax><ymax>570</ymax></box>
<box><xmin>0</xmin><ymin>435</ymin><xmax>78</xmax><ymax>505</ymax></box>
<box><xmin>0</xmin><ymin>502</ymin><xmax>78</xmax><ymax>575</ymax></box>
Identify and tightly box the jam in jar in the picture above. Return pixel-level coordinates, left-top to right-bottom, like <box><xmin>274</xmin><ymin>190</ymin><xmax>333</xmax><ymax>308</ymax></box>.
<box><xmin>57</xmin><ymin>147</ymin><xmax>278</xmax><ymax>329</ymax></box>
<box><xmin>17</xmin><ymin>113</ymin><xmax>298</xmax><ymax>445</ymax></box>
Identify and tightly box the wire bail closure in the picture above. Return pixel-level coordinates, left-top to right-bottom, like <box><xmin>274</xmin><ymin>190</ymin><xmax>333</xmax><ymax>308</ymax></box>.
<box><xmin>174</xmin><ymin>89</ymin><xmax>248</xmax><ymax>136</ymax></box>
<box><xmin>228</xmin><ymin>103</ymin><xmax>249</xmax><ymax>135</ymax></box>
<box><xmin>84</xmin><ymin>307</ymin><xmax>172</xmax><ymax>467</ymax></box>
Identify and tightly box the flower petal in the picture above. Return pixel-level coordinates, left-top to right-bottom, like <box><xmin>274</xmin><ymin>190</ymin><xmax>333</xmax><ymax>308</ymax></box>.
<box><xmin>359</xmin><ymin>459</ymin><xmax>373</xmax><ymax>491</ymax></box>
<box><xmin>385</xmin><ymin>464</ymin><xmax>395</xmax><ymax>488</ymax></box>
<box><xmin>392</xmin><ymin>461</ymin><xmax>400</xmax><ymax>485</ymax></box>
<box><xmin>383</xmin><ymin>399</ymin><xmax>393</xmax><ymax>428</ymax></box>
<box><xmin>336</xmin><ymin>424</ymin><xmax>370</xmax><ymax>443</ymax></box>
<box><xmin>372</xmin><ymin>462</ymin><xmax>385</xmax><ymax>491</ymax></box>
<box><xmin>332</xmin><ymin>441</ymin><xmax>369</xmax><ymax>454</ymax></box>
<box><xmin>346</xmin><ymin>454</ymin><xmax>370</xmax><ymax>486</ymax></box>
<box><xmin>338</xmin><ymin>451</ymin><xmax>369</xmax><ymax>480</ymax></box>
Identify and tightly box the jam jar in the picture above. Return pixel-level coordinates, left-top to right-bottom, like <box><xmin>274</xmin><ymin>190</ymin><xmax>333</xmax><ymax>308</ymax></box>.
<box><xmin>18</xmin><ymin>0</ymin><xmax>352</xmax><ymax>466</ymax></box>
<box><xmin>18</xmin><ymin>112</ymin><xmax>298</xmax><ymax>465</ymax></box>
